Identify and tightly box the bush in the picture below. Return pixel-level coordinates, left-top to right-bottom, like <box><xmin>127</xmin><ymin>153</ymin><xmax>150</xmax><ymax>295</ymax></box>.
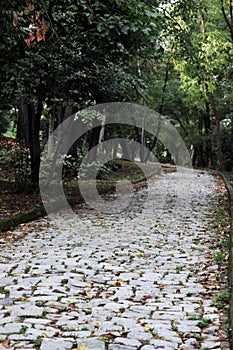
<box><xmin>0</xmin><ymin>114</ymin><xmax>10</xmax><ymax>135</ymax></box>
<box><xmin>0</xmin><ymin>143</ymin><xmax>31</xmax><ymax>192</ymax></box>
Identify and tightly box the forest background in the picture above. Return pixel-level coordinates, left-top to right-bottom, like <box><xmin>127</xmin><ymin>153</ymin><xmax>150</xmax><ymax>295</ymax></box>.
<box><xmin>1</xmin><ymin>0</ymin><xmax>233</xmax><ymax>197</ymax></box>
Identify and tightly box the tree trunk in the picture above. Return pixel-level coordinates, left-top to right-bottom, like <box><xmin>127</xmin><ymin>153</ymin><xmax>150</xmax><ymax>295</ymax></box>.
<box><xmin>17</xmin><ymin>98</ymin><xmax>30</xmax><ymax>147</ymax></box>
<box><xmin>87</xmin><ymin>124</ymin><xmax>101</xmax><ymax>163</ymax></box>
<box><xmin>221</xmin><ymin>0</ymin><xmax>233</xmax><ymax>41</ymax></box>
<box><xmin>17</xmin><ymin>97</ymin><xmax>42</xmax><ymax>187</ymax></box>
<box><xmin>98</xmin><ymin>115</ymin><xmax>106</xmax><ymax>145</ymax></box>
<box><xmin>204</xmin><ymin>101</ymin><xmax>214</xmax><ymax>168</ymax></box>
<box><xmin>17</xmin><ymin>98</ymin><xmax>43</xmax><ymax>186</ymax></box>
<box><xmin>192</xmin><ymin>146</ymin><xmax>197</xmax><ymax>167</ymax></box>
<box><xmin>28</xmin><ymin>100</ymin><xmax>42</xmax><ymax>186</ymax></box>
<box><xmin>209</xmin><ymin>93</ymin><xmax>225</xmax><ymax>171</ymax></box>
<box><xmin>48</xmin><ymin>108</ymin><xmax>55</xmax><ymax>155</ymax></box>
<box><xmin>198</xmin><ymin>113</ymin><xmax>206</xmax><ymax>168</ymax></box>
<box><xmin>119</xmin><ymin>138</ymin><xmax>130</xmax><ymax>159</ymax></box>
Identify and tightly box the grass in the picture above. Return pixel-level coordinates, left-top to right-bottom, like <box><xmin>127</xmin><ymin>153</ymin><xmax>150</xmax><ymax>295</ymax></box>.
<box><xmin>0</xmin><ymin>286</ymin><xmax>10</xmax><ymax>297</ymax></box>
<box><xmin>3</xmin><ymin>122</ymin><xmax>16</xmax><ymax>139</ymax></box>
<box><xmin>196</xmin><ymin>318</ymin><xmax>212</xmax><ymax>328</ymax></box>
<box><xmin>171</xmin><ymin>320</ymin><xmax>178</xmax><ymax>332</ymax></box>
<box><xmin>188</xmin><ymin>315</ymin><xmax>200</xmax><ymax>321</ymax></box>
<box><xmin>175</xmin><ymin>265</ymin><xmax>183</xmax><ymax>273</ymax></box>
<box><xmin>214</xmin><ymin>251</ymin><xmax>225</xmax><ymax>264</ymax></box>
<box><xmin>213</xmin><ymin>288</ymin><xmax>231</xmax><ymax>310</ymax></box>
<box><xmin>35</xmin><ymin>301</ymin><xmax>45</xmax><ymax>307</ymax></box>
<box><xmin>98</xmin><ymin>159</ymin><xmax>160</xmax><ymax>182</ymax></box>
<box><xmin>61</xmin><ymin>278</ymin><xmax>68</xmax><ymax>285</ymax></box>
<box><xmin>20</xmin><ymin>325</ymin><xmax>28</xmax><ymax>335</ymax></box>
<box><xmin>64</xmin><ymin>159</ymin><xmax>161</xmax><ymax>200</ymax></box>
<box><xmin>83</xmin><ymin>308</ymin><xmax>92</xmax><ymax>315</ymax></box>
<box><xmin>193</xmin><ymin>333</ymin><xmax>204</xmax><ymax>341</ymax></box>
<box><xmin>24</xmin><ymin>265</ymin><xmax>31</xmax><ymax>274</ymax></box>
<box><xmin>35</xmin><ymin>336</ymin><xmax>42</xmax><ymax>348</ymax></box>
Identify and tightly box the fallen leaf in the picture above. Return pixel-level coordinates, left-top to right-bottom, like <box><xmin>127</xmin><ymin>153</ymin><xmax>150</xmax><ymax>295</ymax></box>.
<box><xmin>99</xmin><ymin>333</ymin><xmax>117</xmax><ymax>340</ymax></box>
<box><xmin>1</xmin><ymin>340</ymin><xmax>11</xmax><ymax>348</ymax></box>
<box><xmin>145</xmin><ymin>324</ymin><xmax>151</xmax><ymax>332</ymax></box>
<box><xmin>159</xmin><ymin>284</ymin><xmax>165</xmax><ymax>290</ymax></box>
<box><xmin>113</xmin><ymin>280</ymin><xmax>121</xmax><ymax>287</ymax></box>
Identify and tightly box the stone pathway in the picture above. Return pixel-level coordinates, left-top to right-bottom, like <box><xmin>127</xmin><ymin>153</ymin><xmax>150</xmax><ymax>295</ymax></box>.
<box><xmin>0</xmin><ymin>169</ymin><xmax>230</xmax><ymax>349</ymax></box>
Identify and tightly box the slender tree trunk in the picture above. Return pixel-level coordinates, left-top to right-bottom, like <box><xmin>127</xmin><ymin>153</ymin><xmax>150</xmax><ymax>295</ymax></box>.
<box><xmin>48</xmin><ymin>108</ymin><xmax>55</xmax><ymax>155</ymax></box>
<box><xmin>132</xmin><ymin>122</ymin><xmax>148</xmax><ymax>162</ymax></box>
<box><xmin>192</xmin><ymin>146</ymin><xmax>197</xmax><ymax>167</ymax></box>
<box><xmin>199</xmin><ymin>11</ymin><xmax>218</xmax><ymax>169</ymax></box>
<box><xmin>119</xmin><ymin>138</ymin><xmax>130</xmax><ymax>159</ymax></box>
<box><xmin>17</xmin><ymin>97</ymin><xmax>42</xmax><ymax>186</ymax></box>
<box><xmin>87</xmin><ymin>124</ymin><xmax>101</xmax><ymax>163</ymax></box>
<box><xmin>17</xmin><ymin>98</ymin><xmax>30</xmax><ymax>147</ymax></box>
<box><xmin>145</xmin><ymin>61</ymin><xmax>170</xmax><ymax>162</ymax></box>
<box><xmin>98</xmin><ymin>115</ymin><xmax>106</xmax><ymax>145</ymax></box>
<box><xmin>140</xmin><ymin>117</ymin><xmax>146</xmax><ymax>163</ymax></box>
<box><xmin>221</xmin><ymin>0</ymin><xmax>233</xmax><ymax>41</ymax></box>
<box><xmin>204</xmin><ymin>101</ymin><xmax>214</xmax><ymax>168</ymax></box>
<box><xmin>28</xmin><ymin>99</ymin><xmax>42</xmax><ymax>185</ymax></box>
<box><xmin>112</xmin><ymin>141</ymin><xmax>118</xmax><ymax>159</ymax></box>
<box><xmin>209</xmin><ymin>93</ymin><xmax>225</xmax><ymax>171</ymax></box>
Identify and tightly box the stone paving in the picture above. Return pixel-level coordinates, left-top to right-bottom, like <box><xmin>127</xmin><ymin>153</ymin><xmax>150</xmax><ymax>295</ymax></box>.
<box><xmin>0</xmin><ymin>169</ymin><xmax>230</xmax><ymax>349</ymax></box>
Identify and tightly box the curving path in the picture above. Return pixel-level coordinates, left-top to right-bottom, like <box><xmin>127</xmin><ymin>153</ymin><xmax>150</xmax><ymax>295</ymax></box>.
<box><xmin>0</xmin><ymin>169</ymin><xmax>230</xmax><ymax>350</ymax></box>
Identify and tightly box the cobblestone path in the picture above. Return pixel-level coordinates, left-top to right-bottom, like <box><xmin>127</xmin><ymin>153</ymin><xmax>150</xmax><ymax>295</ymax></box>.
<box><xmin>0</xmin><ymin>169</ymin><xmax>230</xmax><ymax>349</ymax></box>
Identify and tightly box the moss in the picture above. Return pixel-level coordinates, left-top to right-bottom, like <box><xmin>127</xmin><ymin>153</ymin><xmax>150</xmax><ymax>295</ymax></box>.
<box><xmin>0</xmin><ymin>206</ymin><xmax>46</xmax><ymax>232</ymax></box>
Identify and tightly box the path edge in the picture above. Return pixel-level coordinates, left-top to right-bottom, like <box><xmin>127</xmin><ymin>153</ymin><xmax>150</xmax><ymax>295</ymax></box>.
<box><xmin>0</xmin><ymin>168</ymin><xmax>162</xmax><ymax>233</ymax></box>
<box><xmin>220</xmin><ymin>172</ymin><xmax>233</xmax><ymax>349</ymax></box>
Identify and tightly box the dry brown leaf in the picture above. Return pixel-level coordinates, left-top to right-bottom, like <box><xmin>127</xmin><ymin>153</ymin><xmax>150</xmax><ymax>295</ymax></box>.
<box><xmin>2</xmin><ymin>340</ymin><xmax>11</xmax><ymax>348</ymax></box>
<box><xmin>13</xmin><ymin>13</ymin><xmax>18</xmax><ymax>27</ymax></box>
<box><xmin>24</xmin><ymin>38</ymin><xmax>31</xmax><ymax>47</ymax></box>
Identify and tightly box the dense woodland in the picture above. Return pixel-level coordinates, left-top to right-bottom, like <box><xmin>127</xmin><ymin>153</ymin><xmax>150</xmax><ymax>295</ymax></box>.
<box><xmin>1</xmin><ymin>0</ymin><xmax>233</xmax><ymax>191</ymax></box>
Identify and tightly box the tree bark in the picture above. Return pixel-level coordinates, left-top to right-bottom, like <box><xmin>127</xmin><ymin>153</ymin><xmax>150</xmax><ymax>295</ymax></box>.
<box><xmin>17</xmin><ymin>97</ymin><xmax>42</xmax><ymax>186</ymax></box>
<box><xmin>204</xmin><ymin>101</ymin><xmax>214</xmax><ymax>168</ymax></box>
<box><xmin>28</xmin><ymin>100</ymin><xmax>42</xmax><ymax>185</ymax></box>
<box><xmin>17</xmin><ymin>98</ymin><xmax>30</xmax><ymax>147</ymax></box>
<box><xmin>209</xmin><ymin>93</ymin><xmax>225</xmax><ymax>171</ymax></box>
<box><xmin>87</xmin><ymin>125</ymin><xmax>101</xmax><ymax>163</ymax></box>
<box><xmin>118</xmin><ymin>138</ymin><xmax>130</xmax><ymax>160</ymax></box>
<box><xmin>48</xmin><ymin>108</ymin><xmax>55</xmax><ymax>155</ymax></box>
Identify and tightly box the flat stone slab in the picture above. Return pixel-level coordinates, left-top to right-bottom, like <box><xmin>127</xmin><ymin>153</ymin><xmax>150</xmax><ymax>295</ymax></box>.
<box><xmin>40</xmin><ymin>339</ymin><xmax>73</xmax><ymax>350</ymax></box>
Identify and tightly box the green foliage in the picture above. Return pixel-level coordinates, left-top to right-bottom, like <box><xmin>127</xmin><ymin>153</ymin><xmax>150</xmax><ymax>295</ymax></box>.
<box><xmin>168</xmin><ymin>0</ymin><xmax>231</xmax><ymax>111</ymax></box>
<box><xmin>1</xmin><ymin>0</ymin><xmax>233</xmax><ymax>174</ymax></box>
<box><xmin>196</xmin><ymin>318</ymin><xmax>212</xmax><ymax>328</ymax></box>
<box><xmin>0</xmin><ymin>114</ymin><xmax>10</xmax><ymax>135</ymax></box>
<box><xmin>0</xmin><ymin>145</ymin><xmax>31</xmax><ymax>192</ymax></box>
<box><xmin>213</xmin><ymin>289</ymin><xmax>231</xmax><ymax>309</ymax></box>
<box><xmin>0</xmin><ymin>0</ymin><xmax>167</xmax><ymax>186</ymax></box>
<box><xmin>214</xmin><ymin>251</ymin><xmax>225</xmax><ymax>264</ymax></box>
<box><xmin>143</xmin><ymin>0</ymin><xmax>233</xmax><ymax>168</ymax></box>
<box><xmin>0</xmin><ymin>0</ymin><xmax>163</xmax><ymax>108</ymax></box>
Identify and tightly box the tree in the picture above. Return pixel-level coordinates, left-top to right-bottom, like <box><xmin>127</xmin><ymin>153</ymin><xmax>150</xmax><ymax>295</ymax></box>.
<box><xmin>0</xmin><ymin>0</ymin><xmax>164</xmax><ymax>186</ymax></box>
<box><xmin>162</xmin><ymin>0</ymin><xmax>231</xmax><ymax>170</ymax></box>
<box><xmin>221</xmin><ymin>0</ymin><xmax>233</xmax><ymax>42</ymax></box>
